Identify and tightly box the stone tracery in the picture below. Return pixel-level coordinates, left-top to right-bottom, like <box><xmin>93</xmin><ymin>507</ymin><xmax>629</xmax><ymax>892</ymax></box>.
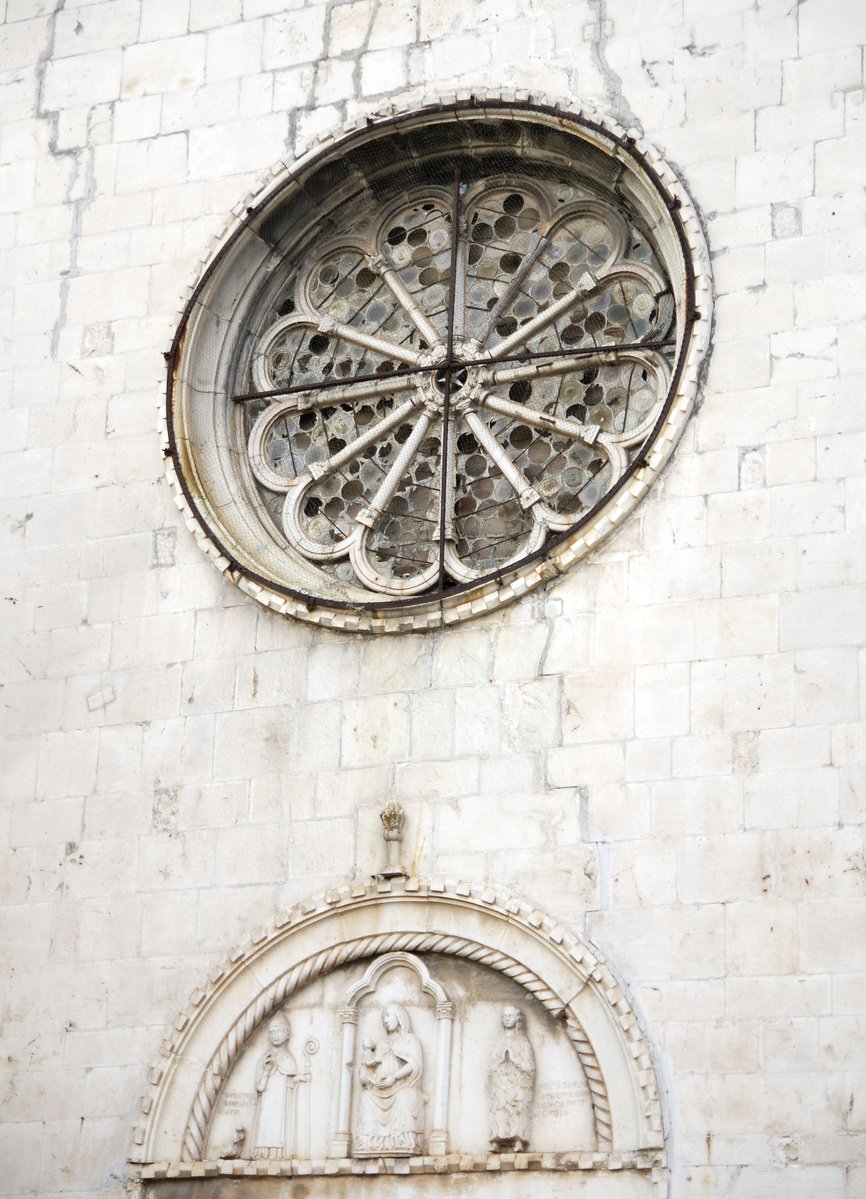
<box><xmin>244</xmin><ymin>178</ymin><xmax>673</xmax><ymax>598</ymax></box>
<box><xmin>165</xmin><ymin>98</ymin><xmax>711</xmax><ymax>630</ymax></box>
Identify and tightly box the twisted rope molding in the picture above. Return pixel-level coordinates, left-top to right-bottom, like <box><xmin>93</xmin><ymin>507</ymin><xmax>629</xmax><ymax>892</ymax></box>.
<box><xmin>182</xmin><ymin>930</ymin><xmax>611</xmax><ymax>1161</ymax></box>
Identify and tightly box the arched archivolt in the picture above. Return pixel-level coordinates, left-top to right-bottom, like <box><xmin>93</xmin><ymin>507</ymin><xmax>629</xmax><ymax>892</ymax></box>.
<box><xmin>131</xmin><ymin>878</ymin><xmax>665</xmax><ymax>1181</ymax></box>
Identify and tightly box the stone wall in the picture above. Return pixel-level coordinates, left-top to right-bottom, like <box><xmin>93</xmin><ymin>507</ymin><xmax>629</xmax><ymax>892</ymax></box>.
<box><xmin>1</xmin><ymin>0</ymin><xmax>865</xmax><ymax>1196</ymax></box>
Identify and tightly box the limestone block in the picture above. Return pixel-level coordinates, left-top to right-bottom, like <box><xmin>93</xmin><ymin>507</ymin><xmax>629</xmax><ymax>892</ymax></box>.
<box><xmin>479</xmin><ymin>752</ymin><xmax>536</xmax><ymax>796</ymax></box>
<box><xmin>288</xmin><ymin>815</ymin><xmax>353</xmax><ymax>879</ymax></box>
<box><xmin>548</xmin><ymin>742</ymin><xmax>625</xmax><ymax>789</ymax></box>
<box><xmin>800</xmin><ymin>900</ymin><xmax>866</xmax><ymax>972</ymax></box>
<box><xmin>122</xmin><ymin>34</ymin><xmax>206</xmax><ymax>96</ymax></box>
<box><xmin>640</xmin><ymin>494</ymin><xmax>708</xmax><ymax>551</ymax></box>
<box><xmin>671</xmin><ymin>734</ymin><xmax>732</xmax><ymax>779</ymax></box>
<box><xmin>178</xmin><ymin>781</ymin><xmax>249</xmax><ymax>829</ymax></box>
<box><xmin>111</xmin><ymin>612</ymin><xmax>194</xmax><ymax>670</ymax></box>
<box><xmin>245</xmin><ymin>0</ymin><xmax>306</xmax><ymax>15</ymax></box>
<box><xmin>793</xmin><ymin>646</ymin><xmax>860</xmax><ymax>724</ymax></box>
<box><xmin>433</xmin><ymin>629</ymin><xmax>491</xmax><ymax>687</ymax></box>
<box><xmin>726</xmin><ymin>899</ymin><xmax>798</xmax><ymax>975</ymax></box>
<box><xmin>394</xmin><ymin>757</ymin><xmax>479</xmax><ymax>802</ymax></box>
<box><xmin>776</xmin><ymin>827</ymin><xmax>866</xmax><ymax>900</ymax></box>
<box><xmin>195</xmin><ymin>883</ymin><xmax>281</xmax><ymax>952</ymax></box>
<box><xmin>10</xmin><ymin>796</ymin><xmax>85</xmax><ymax>847</ymax></box>
<box><xmin>799</xmin><ymin>0</ymin><xmax>866</xmax><ymax>55</ymax></box>
<box><xmin>54</xmin><ymin>0</ymin><xmax>141</xmax><ymax>58</ymax></box>
<box><xmin>190</xmin><ymin>113</ymin><xmax>289</xmax><ymax>178</ymax></box>
<box><xmin>316</xmin><ymin>765</ymin><xmax>389</xmax><ymax>818</ymax></box>
<box><xmin>562</xmin><ymin>669</ymin><xmax>634</xmax><ymax>743</ymax></box>
<box><xmin>262</xmin><ymin>7</ymin><xmax>326</xmax><ymax>69</ymax></box>
<box><xmin>191</xmin><ymin>0</ymin><xmax>242</xmax><ymax>30</ymax></box>
<box><xmin>652</xmin><ymin>776</ymin><xmax>742</xmax><ymax>838</ymax></box>
<box><xmin>206</xmin><ymin>19</ymin><xmax>264</xmax><ymax>81</ymax></box>
<box><xmin>781</xmin><ymin>584</ymin><xmax>866</xmax><ymax>651</ymax></box>
<box><xmin>215</xmin><ymin>822</ymin><xmax>287</xmax><ymax>885</ymax></box>
<box><xmin>634</xmin><ymin>663</ymin><xmax>690</xmax><ymax>738</ymax></box>
<box><xmin>592</xmin><ymin>600</ymin><xmax>698</xmax><ymax>667</ymax></box>
<box><xmin>84</xmin><ymin>790</ymin><xmax>153</xmax><ymax>841</ymax></box>
<box><xmin>714</xmin><ymin>243</ymin><xmax>770</xmax><ymax>293</ymax></box>
<box><xmin>42</xmin><ymin>47</ymin><xmax>123</xmax><ymax>108</ymax></box>
<box><xmin>408</xmin><ymin>688</ymin><xmax>454</xmax><ymax>760</ymax></box>
<box><xmin>744</xmin><ymin>765</ymin><xmax>840</xmax><ymax>831</ymax></box>
<box><xmin>665</xmin><ymin>1017</ymin><xmax>761</xmax><ymax>1076</ymax></box>
<box><xmin>677</xmin><ymin>832</ymin><xmax>772</xmax><ymax>903</ymax></box>
<box><xmin>360</xmin><ymin>46</ymin><xmax>407</xmax><ymax>95</ymax></box>
<box><xmin>759</xmin><ymin>1017</ymin><xmax>821</xmax><ymax>1072</ymax></box>
<box><xmin>342</xmin><ymin>694</ymin><xmax>410</xmax><ymax>767</ymax></box>
<box><xmin>78</xmin><ymin>893</ymin><xmax>143</xmax><ymax>961</ymax></box>
<box><xmin>705</xmin><ymin>333</ymin><xmax>772</xmax><ymax>392</ymax></box>
<box><xmin>592</xmin><ymin>903</ymin><xmax>724</xmax><ymax>980</ymax></box>
<box><xmin>714</xmin><ymin>284</ymin><xmax>793</xmax><ymax>342</ymax></box>
<box><xmin>580</xmin><ymin>776</ymin><xmax>647</xmax><ymax>844</ymax></box>
<box><xmin>194</xmin><ymin>604</ymin><xmax>259</xmax><ymax>658</ymax></box>
<box><xmin>314</xmin><ymin>57</ymin><xmax>356</xmax><ymax>105</ymax></box>
<box><xmin>625</xmin><ymin>739</ymin><xmax>671</xmax><ymax>784</ymax></box>
<box><xmin>294</xmin><ymin>702</ymin><xmax>341</xmax><ymax>773</ymax></box>
<box><xmin>610</xmin><ymin>836</ymin><xmax>676</xmax><ymax>906</ymax></box>
<box><xmin>0</xmin><ymin>1121</ymin><xmax>43</xmax><ymax>1191</ymax></box>
<box><xmin>357</xmin><ymin>635</ymin><xmax>430</xmax><ymax>694</ymax></box>
<box><xmin>138</xmin><ymin>888</ymin><xmax>201</xmax><ymax>958</ymax></box>
<box><xmin>233</xmin><ymin>648</ymin><xmax>306</xmax><ymax>709</ymax></box>
<box><xmin>271</xmin><ymin>62</ymin><xmax>314</xmax><ymax>110</ymax></box>
<box><xmin>678</xmin><ymin>1070</ymin><xmax>845</xmax><ymax>1137</ymax></box>
<box><xmin>3</xmin><ymin>678</ymin><xmax>65</xmax><ymax>736</ymax></box>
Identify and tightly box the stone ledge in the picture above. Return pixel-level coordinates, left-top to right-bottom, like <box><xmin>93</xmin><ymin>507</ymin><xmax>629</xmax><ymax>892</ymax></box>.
<box><xmin>140</xmin><ymin>1150</ymin><xmax>665</xmax><ymax>1180</ymax></box>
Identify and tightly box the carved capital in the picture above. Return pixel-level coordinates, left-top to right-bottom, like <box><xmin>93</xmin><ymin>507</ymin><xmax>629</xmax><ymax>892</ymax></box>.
<box><xmin>380</xmin><ymin>801</ymin><xmax>405</xmax><ymax>840</ymax></box>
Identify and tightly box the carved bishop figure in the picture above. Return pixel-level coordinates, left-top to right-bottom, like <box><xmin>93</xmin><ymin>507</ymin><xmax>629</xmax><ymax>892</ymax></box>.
<box><xmin>251</xmin><ymin>1013</ymin><xmax>307</xmax><ymax>1158</ymax></box>
<box><xmin>488</xmin><ymin>1005</ymin><xmax>536</xmax><ymax>1152</ymax></box>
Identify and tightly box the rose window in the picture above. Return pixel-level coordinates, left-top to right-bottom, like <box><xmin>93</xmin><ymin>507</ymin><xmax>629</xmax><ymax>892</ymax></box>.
<box><xmin>166</xmin><ymin>102</ymin><xmax>710</xmax><ymax>631</ymax></box>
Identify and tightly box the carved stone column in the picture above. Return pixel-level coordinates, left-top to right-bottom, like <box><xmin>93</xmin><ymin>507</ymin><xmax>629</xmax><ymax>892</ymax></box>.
<box><xmin>429</xmin><ymin>1001</ymin><xmax>455</xmax><ymax>1156</ymax></box>
<box><xmin>329</xmin><ymin>1008</ymin><xmax>358</xmax><ymax>1157</ymax></box>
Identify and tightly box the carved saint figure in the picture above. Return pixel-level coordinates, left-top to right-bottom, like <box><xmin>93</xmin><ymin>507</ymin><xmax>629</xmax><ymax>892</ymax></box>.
<box><xmin>252</xmin><ymin>1013</ymin><xmax>306</xmax><ymax>1158</ymax></box>
<box><xmin>488</xmin><ymin>1005</ymin><xmax>536</xmax><ymax>1151</ymax></box>
<box><xmin>355</xmin><ymin>1003</ymin><xmax>425</xmax><ymax>1155</ymax></box>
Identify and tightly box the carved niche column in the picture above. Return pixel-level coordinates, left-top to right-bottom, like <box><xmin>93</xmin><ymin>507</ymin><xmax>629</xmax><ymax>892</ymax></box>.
<box><xmin>429</xmin><ymin>1000</ymin><xmax>455</xmax><ymax>1156</ymax></box>
<box><xmin>329</xmin><ymin>1008</ymin><xmax>359</xmax><ymax>1158</ymax></box>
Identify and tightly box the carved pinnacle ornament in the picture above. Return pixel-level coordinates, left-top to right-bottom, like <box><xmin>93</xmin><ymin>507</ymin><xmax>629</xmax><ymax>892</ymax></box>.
<box><xmin>379</xmin><ymin>802</ymin><xmax>407</xmax><ymax>879</ymax></box>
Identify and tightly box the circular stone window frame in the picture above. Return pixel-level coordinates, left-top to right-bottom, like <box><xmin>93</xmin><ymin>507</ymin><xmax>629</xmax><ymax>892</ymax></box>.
<box><xmin>163</xmin><ymin>93</ymin><xmax>712</xmax><ymax>634</ymax></box>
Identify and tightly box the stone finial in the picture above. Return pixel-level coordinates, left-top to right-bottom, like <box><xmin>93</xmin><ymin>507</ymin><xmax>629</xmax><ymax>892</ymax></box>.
<box><xmin>379</xmin><ymin>802</ymin><xmax>407</xmax><ymax>878</ymax></box>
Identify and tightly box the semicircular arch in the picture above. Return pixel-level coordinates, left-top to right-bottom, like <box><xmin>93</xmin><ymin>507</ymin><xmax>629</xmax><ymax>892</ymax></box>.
<box><xmin>131</xmin><ymin>879</ymin><xmax>664</xmax><ymax>1176</ymax></box>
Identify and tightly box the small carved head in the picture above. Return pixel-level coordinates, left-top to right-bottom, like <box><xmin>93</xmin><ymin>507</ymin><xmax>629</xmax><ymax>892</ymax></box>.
<box><xmin>268</xmin><ymin>1013</ymin><xmax>290</xmax><ymax>1046</ymax></box>
<box><xmin>501</xmin><ymin>1005</ymin><xmax>522</xmax><ymax>1030</ymax></box>
<box><xmin>381</xmin><ymin>1003</ymin><xmax>409</xmax><ymax>1034</ymax></box>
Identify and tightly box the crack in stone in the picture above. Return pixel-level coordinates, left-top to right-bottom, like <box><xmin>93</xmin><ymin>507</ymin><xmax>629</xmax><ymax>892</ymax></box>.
<box><xmin>34</xmin><ymin>0</ymin><xmax>98</xmax><ymax>361</ymax></box>
<box><xmin>588</xmin><ymin>0</ymin><xmax>641</xmax><ymax>133</ymax></box>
